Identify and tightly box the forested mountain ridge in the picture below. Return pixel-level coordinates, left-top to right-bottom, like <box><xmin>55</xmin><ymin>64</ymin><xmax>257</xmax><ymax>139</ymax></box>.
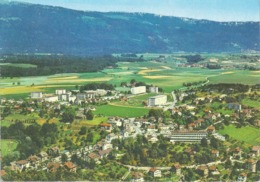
<box><xmin>0</xmin><ymin>2</ymin><xmax>259</xmax><ymax>55</ymax></box>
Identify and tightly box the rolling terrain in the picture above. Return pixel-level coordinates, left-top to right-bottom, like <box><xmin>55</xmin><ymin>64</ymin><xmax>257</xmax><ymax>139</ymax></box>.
<box><xmin>0</xmin><ymin>1</ymin><xmax>259</xmax><ymax>55</ymax></box>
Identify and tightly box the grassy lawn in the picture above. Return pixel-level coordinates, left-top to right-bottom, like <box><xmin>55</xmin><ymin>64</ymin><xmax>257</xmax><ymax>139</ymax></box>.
<box><xmin>242</xmin><ymin>98</ymin><xmax>260</xmax><ymax>108</ymax></box>
<box><xmin>219</xmin><ymin>124</ymin><xmax>260</xmax><ymax>145</ymax></box>
<box><xmin>79</xmin><ymin>116</ymin><xmax>108</xmax><ymax>126</ymax></box>
<box><xmin>113</xmin><ymin>93</ymin><xmax>157</xmax><ymax>107</ymax></box>
<box><xmin>94</xmin><ymin>104</ymin><xmax>149</xmax><ymax>117</ymax></box>
<box><xmin>1</xmin><ymin>139</ymin><xmax>19</xmax><ymax>157</ymax></box>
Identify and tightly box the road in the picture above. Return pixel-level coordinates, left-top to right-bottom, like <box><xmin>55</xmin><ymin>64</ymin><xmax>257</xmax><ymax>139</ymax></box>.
<box><xmin>163</xmin><ymin>91</ymin><xmax>177</xmax><ymax>111</ymax></box>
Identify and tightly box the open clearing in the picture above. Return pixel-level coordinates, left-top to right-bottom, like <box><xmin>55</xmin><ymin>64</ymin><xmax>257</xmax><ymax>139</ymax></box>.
<box><xmin>94</xmin><ymin>104</ymin><xmax>149</xmax><ymax>117</ymax></box>
<box><xmin>1</xmin><ymin>139</ymin><xmax>19</xmax><ymax>157</ymax></box>
<box><xmin>219</xmin><ymin>124</ymin><xmax>260</xmax><ymax>145</ymax></box>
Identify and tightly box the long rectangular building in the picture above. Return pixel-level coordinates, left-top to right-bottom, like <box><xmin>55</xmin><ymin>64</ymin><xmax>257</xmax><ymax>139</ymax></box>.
<box><xmin>148</xmin><ymin>95</ymin><xmax>167</xmax><ymax>106</ymax></box>
<box><xmin>131</xmin><ymin>86</ymin><xmax>146</xmax><ymax>95</ymax></box>
<box><xmin>170</xmin><ymin>130</ymin><xmax>207</xmax><ymax>142</ymax></box>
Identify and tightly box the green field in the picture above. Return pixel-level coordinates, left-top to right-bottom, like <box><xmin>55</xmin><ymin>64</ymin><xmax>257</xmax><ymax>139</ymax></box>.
<box><xmin>242</xmin><ymin>98</ymin><xmax>260</xmax><ymax>108</ymax></box>
<box><xmin>1</xmin><ymin>139</ymin><xmax>19</xmax><ymax>157</ymax></box>
<box><xmin>94</xmin><ymin>104</ymin><xmax>149</xmax><ymax>117</ymax></box>
<box><xmin>79</xmin><ymin>116</ymin><xmax>108</xmax><ymax>126</ymax></box>
<box><xmin>219</xmin><ymin>124</ymin><xmax>260</xmax><ymax>145</ymax></box>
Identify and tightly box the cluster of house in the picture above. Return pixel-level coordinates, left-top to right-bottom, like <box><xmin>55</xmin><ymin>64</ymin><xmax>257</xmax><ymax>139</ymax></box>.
<box><xmin>7</xmin><ymin>138</ymin><xmax>114</xmax><ymax>174</ymax></box>
<box><xmin>30</xmin><ymin>89</ymin><xmax>122</xmax><ymax>105</ymax></box>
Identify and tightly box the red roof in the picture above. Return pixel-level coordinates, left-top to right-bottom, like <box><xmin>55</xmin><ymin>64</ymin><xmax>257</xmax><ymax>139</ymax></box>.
<box><xmin>100</xmin><ymin>123</ymin><xmax>111</xmax><ymax>127</ymax></box>
<box><xmin>0</xmin><ymin>170</ymin><xmax>6</xmax><ymax>176</ymax></box>
<box><xmin>64</xmin><ymin>161</ymin><xmax>76</xmax><ymax>169</ymax></box>
<box><xmin>149</xmin><ymin>167</ymin><xmax>158</xmax><ymax>172</ymax></box>
<box><xmin>16</xmin><ymin>160</ymin><xmax>29</xmax><ymax>165</ymax></box>
<box><xmin>252</xmin><ymin>146</ymin><xmax>260</xmax><ymax>151</ymax></box>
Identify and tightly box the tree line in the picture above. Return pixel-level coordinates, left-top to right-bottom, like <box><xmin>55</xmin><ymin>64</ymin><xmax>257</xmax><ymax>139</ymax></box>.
<box><xmin>0</xmin><ymin>54</ymin><xmax>144</xmax><ymax>77</ymax></box>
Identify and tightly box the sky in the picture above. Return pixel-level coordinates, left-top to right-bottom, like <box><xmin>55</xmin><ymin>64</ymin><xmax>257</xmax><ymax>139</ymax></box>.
<box><xmin>7</xmin><ymin>0</ymin><xmax>260</xmax><ymax>22</ymax></box>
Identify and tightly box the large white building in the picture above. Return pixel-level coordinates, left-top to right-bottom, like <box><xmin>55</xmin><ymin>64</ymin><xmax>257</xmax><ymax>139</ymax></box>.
<box><xmin>148</xmin><ymin>95</ymin><xmax>167</xmax><ymax>106</ymax></box>
<box><xmin>55</xmin><ymin>89</ymin><xmax>66</xmax><ymax>95</ymax></box>
<box><xmin>44</xmin><ymin>96</ymin><xmax>59</xmax><ymax>102</ymax></box>
<box><xmin>131</xmin><ymin>86</ymin><xmax>146</xmax><ymax>95</ymax></box>
<box><xmin>31</xmin><ymin>92</ymin><xmax>43</xmax><ymax>99</ymax></box>
<box><xmin>170</xmin><ymin>130</ymin><xmax>208</xmax><ymax>142</ymax></box>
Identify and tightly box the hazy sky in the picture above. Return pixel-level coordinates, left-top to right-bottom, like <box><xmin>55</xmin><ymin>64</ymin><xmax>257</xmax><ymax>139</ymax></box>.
<box><xmin>8</xmin><ymin>0</ymin><xmax>260</xmax><ymax>21</ymax></box>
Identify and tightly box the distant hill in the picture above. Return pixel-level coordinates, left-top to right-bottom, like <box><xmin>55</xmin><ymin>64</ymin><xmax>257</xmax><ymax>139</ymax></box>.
<box><xmin>0</xmin><ymin>2</ymin><xmax>259</xmax><ymax>55</ymax></box>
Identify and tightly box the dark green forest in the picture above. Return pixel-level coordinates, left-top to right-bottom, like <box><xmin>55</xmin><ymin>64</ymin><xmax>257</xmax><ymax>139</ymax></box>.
<box><xmin>0</xmin><ymin>55</ymin><xmax>144</xmax><ymax>77</ymax></box>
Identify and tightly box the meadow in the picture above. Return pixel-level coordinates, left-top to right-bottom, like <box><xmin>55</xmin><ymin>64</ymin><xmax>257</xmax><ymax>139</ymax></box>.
<box><xmin>219</xmin><ymin>124</ymin><xmax>260</xmax><ymax>145</ymax></box>
<box><xmin>94</xmin><ymin>104</ymin><xmax>150</xmax><ymax>117</ymax></box>
<box><xmin>0</xmin><ymin>139</ymin><xmax>19</xmax><ymax>157</ymax></box>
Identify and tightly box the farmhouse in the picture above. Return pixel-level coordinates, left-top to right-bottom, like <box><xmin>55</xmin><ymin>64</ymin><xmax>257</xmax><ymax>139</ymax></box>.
<box><xmin>30</xmin><ymin>92</ymin><xmax>43</xmax><ymax>99</ymax></box>
<box><xmin>148</xmin><ymin>95</ymin><xmax>167</xmax><ymax>106</ymax></box>
<box><xmin>170</xmin><ymin>130</ymin><xmax>208</xmax><ymax>142</ymax></box>
<box><xmin>131</xmin><ymin>86</ymin><xmax>146</xmax><ymax>95</ymax></box>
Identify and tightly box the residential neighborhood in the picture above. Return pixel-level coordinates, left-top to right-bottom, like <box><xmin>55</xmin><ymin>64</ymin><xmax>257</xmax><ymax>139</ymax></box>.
<box><xmin>1</xmin><ymin>82</ymin><xmax>259</xmax><ymax>181</ymax></box>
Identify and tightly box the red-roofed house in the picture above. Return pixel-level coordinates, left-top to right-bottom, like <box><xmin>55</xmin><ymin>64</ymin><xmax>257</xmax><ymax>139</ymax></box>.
<box><xmin>245</xmin><ymin>159</ymin><xmax>257</xmax><ymax>172</ymax></box>
<box><xmin>251</xmin><ymin>146</ymin><xmax>260</xmax><ymax>157</ymax></box>
<box><xmin>64</xmin><ymin>161</ymin><xmax>77</xmax><ymax>172</ymax></box>
<box><xmin>172</xmin><ymin>163</ymin><xmax>181</xmax><ymax>176</ymax></box>
<box><xmin>149</xmin><ymin>168</ymin><xmax>161</xmax><ymax>178</ymax></box>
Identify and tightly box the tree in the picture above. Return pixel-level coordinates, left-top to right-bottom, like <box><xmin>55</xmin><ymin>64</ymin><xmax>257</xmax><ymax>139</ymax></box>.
<box><xmin>61</xmin><ymin>153</ymin><xmax>68</xmax><ymax>163</ymax></box>
<box><xmin>87</xmin><ymin>132</ymin><xmax>94</xmax><ymax>143</ymax></box>
<box><xmin>3</xmin><ymin>106</ymin><xmax>11</xmax><ymax>117</ymax></box>
<box><xmin>79</xmin><ymin>126</ymin><xmax>87</xmax><ymax>135</ymax></box>
<box><xmin>61</xmin><ymin>108</ymin><xmax>75</xmax><ymax>123</ymax></box>
<box><xmin>201</xmin><ymin>138</ymin><xmax>208</xmax><ymax>147</ymax></box>
<box><xmin>130</xmin><ymin>79</ymin><xmax>136</xmax><ymax>84</ymax></box>
<box><xmin>86</xmin><ymin>110</ymin><xmax>94</xmax><ymax>120</ymax></box>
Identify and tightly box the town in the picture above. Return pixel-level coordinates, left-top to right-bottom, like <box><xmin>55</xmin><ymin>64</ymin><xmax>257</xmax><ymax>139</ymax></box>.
<box><xmin>1</xmin><ymin>80</ymin><xmax>259</xmax><ymax>181</ymax></box>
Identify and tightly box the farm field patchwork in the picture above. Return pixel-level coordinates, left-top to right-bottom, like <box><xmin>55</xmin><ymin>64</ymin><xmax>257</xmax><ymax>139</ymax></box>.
<box><xmin>0</xmin><ymin>59</ymin><xmax>259</xmax><ymax>98</ymax></box>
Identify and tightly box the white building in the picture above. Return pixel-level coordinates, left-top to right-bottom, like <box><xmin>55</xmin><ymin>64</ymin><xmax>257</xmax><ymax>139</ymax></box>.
<box><xmin>96</xmin><ymin>89</ymin><xmax>107</xmax><ymax>96</ymax></box>
<box><xmin>58</xmin><ymin>94</ymin><xmax>70</xmax><ymax>101</ymax></box>
<box><xmin>131</xmin><ymin>86</ymin><xmax>146</xmax><ymax>95</ymax></box>
<box><xmin>76</xmin><ymin>93</ymin><xmax>86</xmax><ymax>100</ymax></box>
<box><xmin>170</xmin><ymin>130</ymin><xmax>208</xmax><ymax>142</ymax></box>
<box><xmin>45</xmin><ymin>96</ymin><xmax>59</xmax><ymax>102</ymax></box>
<box><xmin>84</xmin><ymin>90</ymin><xmax>96</xmax><ymax>98</ymax></box>
<box><xmin>148</xmin><ymin>95</ymin><xmax>167</xmax><ymax>106</ymax></box>
<box><xmin>69</xmin><ymin>96</ymin><xmax>76</xmax><ymax>103</ymax></box>
<box><xmin>149</xmin><ymin>86</ymin><xmax>159</xmax><ymax>93</ymax></box>
<box><xmin>55</xmin><ymin>89</ymin><xmax>66</xmax><ymax>95</ymax></box>
<box><xmin>31</xmin><ymin>92</ymin><xmax>43</xmax><ymax>99</ymax></box>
